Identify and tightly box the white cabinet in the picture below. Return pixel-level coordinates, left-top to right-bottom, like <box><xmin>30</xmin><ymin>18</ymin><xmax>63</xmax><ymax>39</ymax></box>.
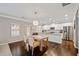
<box><xmin>48</xmin><ymin>33</ymin><xmax>63</xmax><ymax>43</ymax></box>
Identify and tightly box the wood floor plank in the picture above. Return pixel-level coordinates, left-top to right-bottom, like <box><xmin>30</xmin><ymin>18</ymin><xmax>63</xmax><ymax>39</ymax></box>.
<box><xmin>43</xmin><ymin>41</ymin><xmax>78</xmax><ymax>56</ymax></box>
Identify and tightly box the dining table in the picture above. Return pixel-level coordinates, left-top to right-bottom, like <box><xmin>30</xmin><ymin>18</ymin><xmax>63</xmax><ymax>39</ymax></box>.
<box><xmin>27</xmin><ymin>35</ymin><xmax>48</xmax><ymax>55</ymax></box>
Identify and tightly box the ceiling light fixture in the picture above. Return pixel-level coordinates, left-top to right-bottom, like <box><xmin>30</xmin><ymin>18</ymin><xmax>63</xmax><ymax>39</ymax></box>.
<box><xmin>64</xmin><ymin>14</ymin><xmax>68</xmax><ymax>20</ymax></box>
<box><xmin>33</xmin><ymin>20</ymin><xmax>38</xmax><ymax>26</ymax></box>
<box><xmin>33</xmin><ymin>9</ymin><xmax>39</xmax><ymax>26</ymax></box>
<box><xmin>64</xmin><ymin>14</ymin><xmax>68</xmax><ymax>17</ymax></box>
<box><xmin>49</xmin><ymin>17</ymin><xmax>52</xmax><ymax>21</ymax></box>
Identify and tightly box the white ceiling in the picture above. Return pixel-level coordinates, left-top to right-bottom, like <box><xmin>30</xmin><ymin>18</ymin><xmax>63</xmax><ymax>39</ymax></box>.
<box><xmin>0</xmin><ymin>3</ymin><xmax>77</xmax><ymax>25</ymax></box>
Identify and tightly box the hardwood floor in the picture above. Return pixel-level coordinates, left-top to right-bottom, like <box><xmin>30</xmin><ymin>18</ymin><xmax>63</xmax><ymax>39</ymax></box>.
<box><xmin>43</xmin><ymin>41</ymin><xmax>78</xmax><ymax>56</ymax></box>
<box><xmin>8</xmin><ymin>40</ymin><xmax>78</xmax><ymax>56</ymax></box>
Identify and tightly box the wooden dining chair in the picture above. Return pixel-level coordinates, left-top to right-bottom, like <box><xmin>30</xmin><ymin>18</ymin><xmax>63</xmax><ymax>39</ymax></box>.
<box><xmin>32</xmin><ymin>39</ymin><xmax>41</xmax><ymax>56</ymax></box>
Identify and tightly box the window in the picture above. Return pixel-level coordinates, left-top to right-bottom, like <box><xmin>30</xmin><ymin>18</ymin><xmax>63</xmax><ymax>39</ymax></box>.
<box><xmin>11</xmin><ymin>24</ymin><xmax>20</xmax><ymax>37</ymax></box>
<box><xmin>26</xmin><ymin>25</ymin><xmax>31</xmax><ymax>36</ymax></box>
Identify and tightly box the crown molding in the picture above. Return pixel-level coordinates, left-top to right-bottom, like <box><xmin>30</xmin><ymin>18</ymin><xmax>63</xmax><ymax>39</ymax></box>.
<box><xmin>0</xmin><ymin>13</ymin><xmax>32</xmax><ymax>24</ymax></box>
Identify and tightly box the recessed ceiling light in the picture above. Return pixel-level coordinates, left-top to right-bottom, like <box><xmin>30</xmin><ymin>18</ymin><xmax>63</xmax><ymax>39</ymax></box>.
<box><xmin>64</xmin><ymin>14</ymin><xmax>68</xmax><ymax>20</ymax></box>
<box><xmin>33</xmin><ymin>20</ymin><xmax>39</xmax><ymax>26</ymax></box>
<box><xmin>64</xmin><ymin>14</ymin><xmax>68</xmax><ymax>17</ymax></box>
<box><xmin>49</xmin><ymin>18</ymin><xmax>52</xmax><ymax>21</ymax></box>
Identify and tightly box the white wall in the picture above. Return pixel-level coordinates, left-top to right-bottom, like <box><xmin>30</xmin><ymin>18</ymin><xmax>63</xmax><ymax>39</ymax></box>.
<box><xmin>0</xmin><ymin>44</ymin><xmax>12</xmax><ymax>56</ymax></box>
<box><xmin>73</xmin><ymin>4</ymin><xmax>79</xmax><ymax>48</ymax></box>
<box><xmin>0</xmin><ymin>16</ymin><xmax>32</xmax><ymax>56</ymax></box>
<box><xmin>78</xmin><ymin>10</ymin><xmax>79</xmax><ymax>49</ymax></box>
<box><xmin>0</xmin><ymin>16</ymin><xmax>31</xmax><ymax>44</ymax></box>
